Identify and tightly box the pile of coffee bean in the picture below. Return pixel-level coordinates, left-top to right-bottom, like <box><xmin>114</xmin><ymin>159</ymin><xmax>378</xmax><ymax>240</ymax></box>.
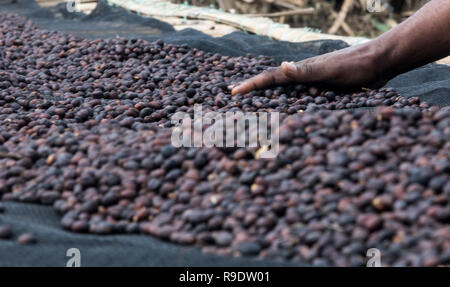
<box><xmin>0</xmin><ymin>13</ymin><xmax>449</xmax><ymax>266</ymax></box>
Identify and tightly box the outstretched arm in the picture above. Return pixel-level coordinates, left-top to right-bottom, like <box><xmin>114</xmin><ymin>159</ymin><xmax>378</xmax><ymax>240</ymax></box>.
<box><xmin>231</xmin><ymin>0</ymin><xmax>450</xmax><ymax>95</ymax></box>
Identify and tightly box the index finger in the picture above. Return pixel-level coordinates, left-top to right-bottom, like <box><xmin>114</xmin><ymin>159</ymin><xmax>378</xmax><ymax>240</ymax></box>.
<box><xmin>231</xmin><ymin>67</ymin><xmax>291</xmax><ymax>96</ymax></box>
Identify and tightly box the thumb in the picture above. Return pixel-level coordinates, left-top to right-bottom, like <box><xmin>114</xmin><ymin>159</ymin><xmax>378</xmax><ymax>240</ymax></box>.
<box><xmin>281</xmin><ymin>62</ymin><xmax>299</xmax><ymax>78</ymax></box>
<box><xmin>281</xmin><ymin>61</ymin><xmax>315</xmax><ymax>82</ymax></box>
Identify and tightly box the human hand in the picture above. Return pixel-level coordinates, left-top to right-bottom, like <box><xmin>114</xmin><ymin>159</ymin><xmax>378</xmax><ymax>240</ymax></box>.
<box><xmin>231</xmin><ymin>43</ymin><xmax>387</xmax><ymax>95</ymax></box>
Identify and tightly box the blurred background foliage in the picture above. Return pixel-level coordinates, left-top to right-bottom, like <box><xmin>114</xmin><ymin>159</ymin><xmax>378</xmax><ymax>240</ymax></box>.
<box><xmin>170</xmin><ymin>0</ymin><xmax>430</xmax><ymax>37</ymax></box>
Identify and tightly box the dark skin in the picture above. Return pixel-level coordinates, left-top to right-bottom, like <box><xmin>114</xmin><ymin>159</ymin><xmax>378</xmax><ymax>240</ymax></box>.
<box><xmin>231</xmin><ymin>0</ymin><xmax>450</xmax><ymax>95</ymax></box>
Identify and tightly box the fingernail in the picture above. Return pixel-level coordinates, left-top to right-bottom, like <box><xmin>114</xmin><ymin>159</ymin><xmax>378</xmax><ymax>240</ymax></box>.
<box><xmin>282</xmin><ymin>61</ymin><xmax>296</xmax><ymax>71</ymax></box>
<box><xmin>227</xmin><ymin>84</ymin><xmax>236</xmax><ymax>90</ymax></box>
<box><xmin>231</xmin><ymin>86</ymin><xmax>241</xmax><ymax>95</ymax></box>
<box><xmin>231</xmin><ymin>84</ymin><xmax>240</xmax><ymax>91</ymax></box>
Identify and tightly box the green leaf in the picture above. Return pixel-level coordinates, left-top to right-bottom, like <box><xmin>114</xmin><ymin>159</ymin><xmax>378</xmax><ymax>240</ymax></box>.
<box><xmin>372</xmin><ymin>19</ymin><xmax>390</xmax><ymax>33</ymax></box>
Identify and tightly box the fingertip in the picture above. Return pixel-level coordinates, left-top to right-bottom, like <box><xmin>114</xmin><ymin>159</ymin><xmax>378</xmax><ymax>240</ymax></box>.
<box><xmin>281</xmin><ymin>61</ymin><xmax>296</xmax><ymax>75</ymax></box>
<box><xmin>231</xmin><ymin>86</ymin><xmax>241</xmax><ymax>96</ymax></box>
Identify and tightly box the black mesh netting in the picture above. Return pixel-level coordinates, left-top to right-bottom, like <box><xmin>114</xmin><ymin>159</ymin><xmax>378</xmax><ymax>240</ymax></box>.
<box><xmin>0</xmin><ymin>0</ymin><xmax>449</xmax><ymax>267</ymax></box>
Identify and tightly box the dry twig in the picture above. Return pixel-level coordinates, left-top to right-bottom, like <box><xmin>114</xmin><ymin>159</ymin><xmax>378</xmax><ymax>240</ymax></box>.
<box><xmin>328</xmin><ymin>0</ymin><xmax>354</xmax><ymax>35</ymax></box>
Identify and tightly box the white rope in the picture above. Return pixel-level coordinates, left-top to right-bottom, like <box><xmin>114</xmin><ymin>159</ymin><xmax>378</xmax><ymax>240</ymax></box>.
<box><xmin>108</xmin><ymin>0</ymin><xmax>366</xmax><ymax>46</ymax></box>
